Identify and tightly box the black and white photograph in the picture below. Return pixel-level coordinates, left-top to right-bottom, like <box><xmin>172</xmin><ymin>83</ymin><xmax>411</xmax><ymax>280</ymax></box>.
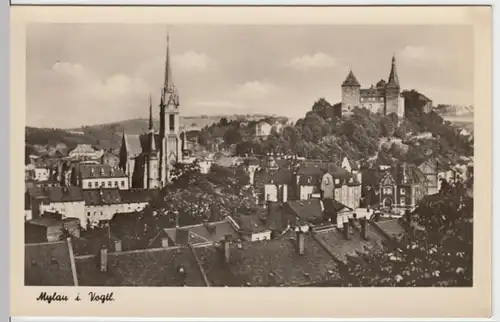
<box><xmin>22</xmin><ymin>20</ymin><xmax>478</xmax><ymax>289</ymax></box>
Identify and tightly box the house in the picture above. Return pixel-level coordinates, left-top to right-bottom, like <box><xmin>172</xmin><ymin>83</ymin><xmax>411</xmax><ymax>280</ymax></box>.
<box><xmin>379</xmin><ymin>163</ymin><xmax>426</xmax><ymax>214</ymax></box>
<box><xmin>148</xmin><ymin>219</ymin><xmax>239</xmax><ymax>248</ymax></box>
<box><xmin>72</xmin><ymin>164</ymin><xmax>129</xmax><ymax>190</ymax></box>
<box><xmin>68</xmin><ymin>144</ymin><xmax>104</xmax><ymax>161</ymax></box>
<box><xmin>231</xmin><ymin>214</ymin><xmax>272</xmax><ymax>242</ymax></box>
<box><xmin>242</xmin><ymin>156</ymin><xmax>261</xmax><ymax>185</ymax></box>
<box><xmin>101</xmin><ymin>151</ymin><xmax>120</xmax><ymax>168</ymax></box>
<box><xmin>256</xmin><ymin>167</ymin><xmax>293</xmax><ymax>203</ymax></box>
<box><xmin>82</xmin><ymin>188</ymin><xmax>150</xmax><ymax>225</ymax></box>
<box><xmin>417</xmin><ymin>156</ymin><xmax>461</xmax><ymax>195</ymax></box>
<box><xmin>27</xmin><ymin>186</ymin><xmax>86</xmax><ymax>227</ymax></box>
<box><xmin>255</xmin><ymin>121</ymin><xmax>273</xmax><ymax>137</ymax></box>
<box><xmin>25</xmin><ymin>215</ymin><xmax>81</xmax><ymax>243</ymax></box>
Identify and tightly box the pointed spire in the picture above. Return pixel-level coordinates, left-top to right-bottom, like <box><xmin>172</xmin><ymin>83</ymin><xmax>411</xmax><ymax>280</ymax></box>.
<box><xmin>148</xmin><ymin>94</ymin><xmax>154</xmax><ymax>131</ymax></box>
<box><xmin>387</xmin><ymin>54</ymin><xmax>400</xmax><ymax>88</ymax></box>
<box><xmin>164</xmin><ymin>31</ymin><xmax>173</xmax><ymax>91</ymax></box>
<box><xmin>342</xmin><ymin>69</ymin><xmax>360</xmax><ymax>87</ymax></box>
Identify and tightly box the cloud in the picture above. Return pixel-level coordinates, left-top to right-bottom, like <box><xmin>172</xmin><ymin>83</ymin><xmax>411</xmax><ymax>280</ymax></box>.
<box><xmin>28</xmin><ymin>61</ymin><xmax>150</xmax><ymax>127</ymax></box>
<box><xmin>288</xmin><ymin>52</ymin><xmax>338</xmax><ymax>70</ymax></box>
<box><xmin>173</xmin><ymin>51</ymin><xmax>212</xmax><ymax>72</ymax></box>
<box><xmin>399</xmin><ymin>45</ymin><xmax>444</xmax><ymax>62</ymax></box>
<box><xmin>233</xmin><ymin>81</ymin><xmax>278</xmax><ymax>100</ymax></box>
<box><xmin>193</xmin><ymin>101</ymin><xmax>244</xmax><ymax>108</ymax></box>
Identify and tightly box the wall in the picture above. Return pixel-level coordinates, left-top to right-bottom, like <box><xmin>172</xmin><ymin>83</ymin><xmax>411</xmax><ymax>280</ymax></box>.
<box><xmin>81</xmin><ymin>177</ymin><xmax>129</xmax><ymax>190</ymax></box>
<box><xmin>299</xmin><ymin>185</ymin><xmax>316</xmax><ymax>200</ymax></box>
<box><xmin>341</xmin><ymin>86</ymin><xmax>360</xmax><ymax>115</ymax></box>
<box><xmin>250</xmin><ymin>231</ymin><xmax>272</xmax><ymax>241</ymax></box>
<box><xmin>85</xmin><ymin>204</ymin><xmax>124</xmax><ymax>224</ymax></box>
<box><xmin>40</xmin><ymin>201</ymin><xmax>86</xmax><ymax>229</ymax></box>
<box><xmin>360</xmin><ymin>97</ymin><xmax>385</xmax><ymax>114</ymax></box>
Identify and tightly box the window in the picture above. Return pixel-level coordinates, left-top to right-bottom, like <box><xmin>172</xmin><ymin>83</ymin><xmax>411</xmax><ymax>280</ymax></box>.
<box><xmin>107</xmin><ymin>181</ymin><xmax>112</xmax><ymax>187</ymax></box>
<box><xmin>88</xmin><ymin>182</ymin><xmax>92</xmax><ymax>188</ymax></box>
<box><xmin>400</xmin><ymin>200</ymin><xmax>406</xmax><ymax>206</ymax></box>
<box><xmin>400</xmin><ymin>188</ymin><xmax>406</xmax><ymax>195</ymax></box>
<box><xmin>121</xmin><ymin>180</ymin><xmax>125</xmax><ymax>187</ymax></box>
<box><xmin>383</xmin><ymin>187</ymin><xmax>393</xmax><ymax>194</ymax></box>
<box><xmin>169</xmin><ymin>114</ymin><xmax>175</xmax><ymax>131</ymax></box>
<box><xmin>87</xmin><ymin>212</ymin><xmax>90</xmax><ymax>217</ymax></box>
<box><xmin>114</xmin><ymin>181</ymin><xmax>118</xmax><ymax>187</ymax></box>
<box><xmin>100</xmin><ymin>182</ymin><xmax>105</xmax><ymax>187</ymax></box>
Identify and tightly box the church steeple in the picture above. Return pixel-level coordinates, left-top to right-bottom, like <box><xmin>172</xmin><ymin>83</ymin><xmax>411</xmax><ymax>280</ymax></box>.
<box><xmin>164</xmin><ymin>32</ymin><xmax>173</xmax><ymax>92</ymax></box>
<box><xmin>148</xmin><ymin>94</ymin><xmax>154</xmax><ymax>132</ymax></box>
<box><xmin>387</xmin><ymin>54</ymin><xmax>400</xmax><ymax>88</ymax></box>
<box><xmin>161</xmin><ymin>32</ymin><xmax>178</xmax><ymax>107</ymax></box>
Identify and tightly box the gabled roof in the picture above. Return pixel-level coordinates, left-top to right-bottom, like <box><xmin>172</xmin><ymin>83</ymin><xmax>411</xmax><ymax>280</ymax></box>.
<box><xmin>27</xmin><ymin>186</ymin><xmax>84</xmax><ymax>203</ymax></box>
<box><xmin>25</xmin><ymin>240</ymin><xmax>76</xmax><ymax>286</ymax></box>
<box><xmin>118</xmin><ymin>189</ymin><xmax>158</xmax><ymax>204</ymax></box>
<box><xmin>193</xmin><ymin>234</ymin><xmax>341</xmax><ymax>286</ymax></box>
<box><xmin>74</xmin><ymin>246</ymin><xmax>207</xmax><ymax>286</ymax></box>
<box><xmin>77</xmin><ymin>164</ymin><xmax>127</xmax><ymax>179</ymax></box>
<box><xmin>82</xmin><ymin>188</ymin><xmax>123</xmax><ymax>206</ymax></box>
<box><xmin>342</xmin><ymin>70</ymin><xmax>361</xmax><ymax>87</ymax></box>
<box><xmin>286</xmin><ymin>199</ymin><xmax>324</xmax><ymax>223</ymax></box>
<box><xmin>234</xmin><ymin>214</ymin><xmax>270</xmax><ymax>234</ymax></box>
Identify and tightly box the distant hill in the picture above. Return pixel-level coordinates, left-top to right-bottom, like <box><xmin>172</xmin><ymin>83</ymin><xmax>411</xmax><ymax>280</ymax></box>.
<box><xmin>25</xmin><ymin>114</ymin><xmax>287</xmax><ymax>155</ymax></box>
<box><xmin>434</xmin><ymin>104</ymin><xmax>474</xmax><ymax>117</ymax></box>
<box><xmin>68</xmin><ymin>114</ymin><xmax>288</xmax><ymax>135</ymax></box>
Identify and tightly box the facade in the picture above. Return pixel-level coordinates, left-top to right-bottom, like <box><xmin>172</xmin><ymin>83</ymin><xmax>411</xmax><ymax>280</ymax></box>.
<box><xmin>379</xmin><ymin>163</ymin><xmax>426</xmax><ymax>214</ymax></box>
<box><xmin>101</xmin><ymin>151</ymin><xmax>120</xmax><ymax>168</ymax></box>
<box><xmin>341</xmin><ymin>55</ymin><xmax>405</xmax><ymax>119</ymax></box>
<box><xmin>72</xmin><ymin>164</ymin><xmax>129</xmax><ymax>190</ymax></box>
<box><xmin>68</xmin><ymin>144</ymin><xmax>104</xmax><ymax>161</ymax></box>
<box><xmin>255</xmin><ymin>121</ymin><xmax>273</xmax><ymax>137</ymax></box>
<box><xmin>119</xmin><ymin>35</ymin><xmax>183</xmax><ymax>188</ymax></box>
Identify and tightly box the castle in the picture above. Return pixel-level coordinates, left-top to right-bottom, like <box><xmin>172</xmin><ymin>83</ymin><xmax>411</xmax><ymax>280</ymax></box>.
<box><xmin>341</xmin><ymin>55</ymin><xmax>405</xmax><ymax>118</ymax></box>
<box><xmin>119</xmin><ymin>34</ymin><xmax>184</xmax><ymax>189</ymax></box>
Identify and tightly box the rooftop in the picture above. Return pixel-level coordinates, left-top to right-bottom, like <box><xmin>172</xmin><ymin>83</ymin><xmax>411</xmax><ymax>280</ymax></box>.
<box><xmin>25</xmin><ymin>240</ymin><xmax>75</xmax><ymax>286</ymax></box>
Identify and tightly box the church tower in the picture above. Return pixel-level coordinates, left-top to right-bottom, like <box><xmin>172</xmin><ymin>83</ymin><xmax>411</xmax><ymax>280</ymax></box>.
<box><xmin>341</xmin><ymin>69</ymin><xmax>361</xmax><ymax>117</ymax></box>
<box><xmin>384</xmin><ymin>54</ymin><xmax>404</xmax><ymax>118</ymax></box>
<box><xmin>158</xmin><ymin>33</ymin><xmax>181</xmax><ymax>185</ymax></box>
<box><xmin>145</xmin><ymin>94</ymin><xmax>160</xmax><ymax>189</ymax></box>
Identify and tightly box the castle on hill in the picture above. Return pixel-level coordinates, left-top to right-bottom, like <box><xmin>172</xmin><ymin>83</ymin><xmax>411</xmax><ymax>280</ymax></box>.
<box><xmin>341</xmin><ymin>55</ymin><xmax>405</xmax><ymax>119</ymax></box>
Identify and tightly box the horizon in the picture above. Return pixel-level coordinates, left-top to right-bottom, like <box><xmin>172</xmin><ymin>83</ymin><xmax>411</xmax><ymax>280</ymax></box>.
<box><xmin>27</xmin><ymin>24</ymin><xmax>474</xmax><ymax>128</ymax></box>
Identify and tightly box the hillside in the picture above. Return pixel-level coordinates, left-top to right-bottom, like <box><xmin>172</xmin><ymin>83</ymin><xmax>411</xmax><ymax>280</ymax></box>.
<box><xmin>435</xmin><ymin>104</ymin><xmax>474</xmax><ymax>117</ymax></box>
<box><xmin>68</xmin><ymin>114</ymin><xmax>288</xmax><ymax>135</ymax></box>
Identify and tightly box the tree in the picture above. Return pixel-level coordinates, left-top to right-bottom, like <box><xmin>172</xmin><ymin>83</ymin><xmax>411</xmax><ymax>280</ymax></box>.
<box><xmin>344</xmin><ymin>180</ymin><xmax>473</xmax><ymax>287</ymax></box>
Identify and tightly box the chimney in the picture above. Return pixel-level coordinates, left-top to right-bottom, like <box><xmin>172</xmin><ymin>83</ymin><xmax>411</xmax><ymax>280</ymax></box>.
<box><xmin>343</xmin><ymin>219</ymin><xmax>350</xmax><ymax>240</ymax></box>
<box><xmin>296</xmin><ymin>230</ymin><xmax>305</xmax><ymax>255</ymax></box>
<box><xmin>99</xmin><ymin>246</ymin><xmax>108</xmax><ymax>272</ymax></box>
<box><xmin>175</xmin><ymin>211</ymin><xmax>180</xmax><ymax>228</ymax></box>
<box><xmin>223</xmin><ymin>235</ymin><xmax>231</xmax><ymax>264</ymax></box>
<box><xmin>175</xmin><ymin>228</ymin><xmax>189</xmax><ymax>246</ymax></box>
<box><xmin>361</xmin><ymin>217</ymin><xmax>368</xmax><ymax>240</ymax></box>
<box><xmin>114</xmin><ymin>240</ymin><xmax>122</xmax><ymax>252</ymax></box>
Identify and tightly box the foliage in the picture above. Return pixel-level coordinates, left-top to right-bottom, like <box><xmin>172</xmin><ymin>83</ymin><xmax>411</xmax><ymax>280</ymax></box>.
<box><xmin>344</xmin><ymin>179</ymin><xmax>473</xmax><ymax>287</ymax></box>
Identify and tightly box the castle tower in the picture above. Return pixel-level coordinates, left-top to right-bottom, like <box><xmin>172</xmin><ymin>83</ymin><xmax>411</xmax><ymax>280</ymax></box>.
<box><xmin>384</xmin><ymin>54</ymin><xmax>404</xmax><ymax>118</ymax></box>
<box><xmin>158</xmin><ymin>33</ymin><xmax>181</xmax><ymax>185</ymax></box>
<box><xmin>341</xmin><ymin>69</ymin><xmax>361</xmax><ymax>116</ymax></box>
<box><xmin>145</xmin><ymin>94</ymin><xmax>160</xmax><ymax>189</ymax></box>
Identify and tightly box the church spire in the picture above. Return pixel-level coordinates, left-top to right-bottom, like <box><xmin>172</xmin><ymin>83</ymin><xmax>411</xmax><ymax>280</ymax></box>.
<box><xmin>148</xmin><ymin>94</ymin><xmax>154</xmax><ymax>132</ymax></box>
<box><xmin>387</xmin><ymin>54</ymin><xmax>400</xmax><ymax>88</ymax></box>
<box><xmin>164</xmin><ymin>32</ymin><xmax>173</xmax><ymax>92</ymax></box>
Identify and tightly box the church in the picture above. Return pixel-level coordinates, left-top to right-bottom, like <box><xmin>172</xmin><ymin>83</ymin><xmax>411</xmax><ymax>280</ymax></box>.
<box><xmin>340</xmin><ymin>54</ymin><xmax>405</xmax><ymax>119</ymax></box>
<box><xmin>119</xmin><ymin>35</ymin><xmax>185</xmax><ymax>189</ymax></box>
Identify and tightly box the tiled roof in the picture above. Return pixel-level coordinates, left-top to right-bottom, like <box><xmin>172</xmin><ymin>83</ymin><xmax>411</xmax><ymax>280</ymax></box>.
<box><xmin>77</xmin><ymin>164</ymin><xmax>127</xmax><ymax>179</ymax></box>
<box><xmin>139</xmin><ymin>133</ymin><xmax>161</xmax><ymax>154</ymax></box>
<box><xmin>373</xmin><ymin>219</ymin><xmax>406</xmax><ymax>240</ymax></box>
<box><xmin>161</xmin><ymin>228</ymin><xmax>212</xmax><ymax>246</ymax></box>
<box><xmin>297</xmin><ymin>162</ymin><xmax>353</xmax><ymax>185</ymax></box>
<box><xmin>185</xmin><ymin>220</ymin><xmax>239</xmax><ymax>243</ymax></box>
<box><xmin>255</xmin><ymin>168</ymin><xmax>293</xmax><ymax>186</ymax></box>
<box><xmin>25</xmin><ymin>241</ymin><xmax>75</xmax><ymax>286</ymax></box>
<box><xmin>342</xmin><ymin>70</ymin><xmax>361</xmax><ymax>87</ymax></box>
<box><xmin>360</xmin><ymin>88</ymin><xmax>385</xmax><ymax>98</ymax></box>
<box><xmin>258</xmin><ymin>203</ymin><xmax>289</xmax><ymax>232</ymax></box>
<box><xmin>193</xmin><ymin>234</ymin><xmax>341</xmax><ymax>286</ymax></box>
<box><xmin>82</xmin><ymin>188</ymin><xmax>123</xmax><ymax>206</ymax></box>
<box><xmin>286</xmin><ymin>200</ymin><xmax>323</xmax><ymax>223</ymax></box>
<box><xmin>314</xmin><ymin>222</ymin><xmax>387</xmax><ymax>263</ymax></box>
<box><xmin>392</xmin><ymin>163</ymin><xmax>426</xmax><ymax>185</ymax></box>
<box><xmin>376</xmin><ymin>79</ymin><xmax>387</xmax><ymax>88</ymax></box>
<box><xmin>74</xmin><ymin>246</ymin><xmax>207</xmax><ymax>286</ymax></box>
<box><xmin>27</xmin><ymin>186</ymin><xmax>84</xmax><ymax>203</ymax></box>
<box><xmin>123</xmin><ymin>134</ymin><xmax>143</xmax><ymax>158</ymax></box>
<box><xmin>234</xmin><ymin>214</ymin><xmax>270</xmax><ymax>234</ymax></box>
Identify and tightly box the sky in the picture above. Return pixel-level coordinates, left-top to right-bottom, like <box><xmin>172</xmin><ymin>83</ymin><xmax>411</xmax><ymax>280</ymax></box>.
<box><xmin>26</xmin><ymin>24</ymin><xmax>474</xmax><ymax>128</ymax></box>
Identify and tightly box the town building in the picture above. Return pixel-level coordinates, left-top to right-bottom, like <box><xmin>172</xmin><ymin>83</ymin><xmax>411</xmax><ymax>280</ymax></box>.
<box><xmin>68</xmin><ymin>144</ymin><xmax>104</xmax><ymax>161</ymax></box>
<box><xmin>341</xmin><ymin>55</ymin><xmax>405</xmax><ymax>119</ymax></box>
<box><xmin>255</xmin><ymin>120</ymin><xmax>282</xmax><ymax>138</ymax></box>
<box><xmin>71</xmin><ymin>164</ymin><xmax>129</xmax><ymax>190</ymax></box>
<box><xmin>119</xmin><ymin>35</ymin><xmax>184</xmax><ymax>188</ymax></box>
<box><xmin>379</xmin><ymin>163</ymin><xmax>426</xmax><ymax>214</ymax></box>
<box><xmin>100</xmin><ymin>150</ymin><xmax>120</xmax><ymax>168</ymax></box>
<box><xmin>25</xmin><ymin>214</ymin><xmax>81</xmax><ymax>243</ymax></box>
<box><xmin>27</xmin><ymin>186</ymin><xmax>87</xmax><ymax>228</ymax></box>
